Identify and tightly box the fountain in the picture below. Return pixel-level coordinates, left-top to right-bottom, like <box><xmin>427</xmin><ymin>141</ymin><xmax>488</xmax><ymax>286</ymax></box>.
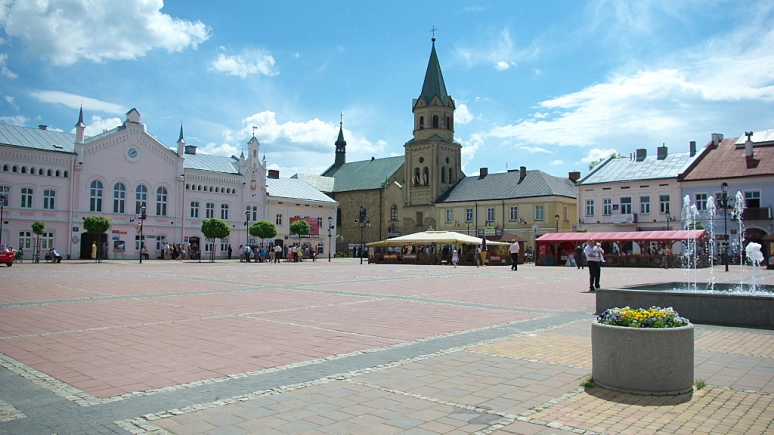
<box><xmin>596</xmin><ymin>192</ymin><xmax>774</xmax><ymax>329</ymax></box>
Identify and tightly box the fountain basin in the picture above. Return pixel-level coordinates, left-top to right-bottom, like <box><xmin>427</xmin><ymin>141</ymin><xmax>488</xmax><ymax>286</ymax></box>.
<box><xmin>596</xmin><ymin>283</ymin><xmax>774</xmax><ymax>329</ymax></box>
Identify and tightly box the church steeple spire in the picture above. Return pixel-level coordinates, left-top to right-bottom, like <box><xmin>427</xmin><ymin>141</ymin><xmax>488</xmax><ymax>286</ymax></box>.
<box><xmin>417</xmin><ymin>38</ymin><xmax>449</xmax><ymax>106</ymax></box>
<box><xmin>334</xmin><ymin>113</ymin><xmax>346</xmax><ymax>167</ymax></box>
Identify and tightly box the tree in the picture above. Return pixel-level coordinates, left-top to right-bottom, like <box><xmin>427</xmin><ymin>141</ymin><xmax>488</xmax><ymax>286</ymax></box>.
<box><xmin>201</xmin><ymin>218</ymin><xmax>231</xmax><ymax>262</ymax></box>
<box><xmin>289</xmin><ymin>220</ymin><xmax>311</xmax><ymax>240</ymax></box>
<box><xmin>250</xmin><ymin>220</ymin><xmax>277</xmax><ymax>243</ymax></box>
<box><xmin>588</xmin><ymin>153</ymin><xmax>625</xmax><ymax>171</ymax></box>
<box><xmin>83</xmin><ymin>216</ymin><xmax>112</xmax><ymax>263</ymax></box>
<box><xmin>31</xmin><ymin>221</ymin><xmax>45</xmax><ymax>263</ymax></box>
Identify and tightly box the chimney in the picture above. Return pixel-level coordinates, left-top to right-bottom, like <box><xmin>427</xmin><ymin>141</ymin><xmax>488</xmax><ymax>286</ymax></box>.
<box><xmin>184</xmin><ymin>145</ymin><xmax>197</xmax><ymax>155</ymax></box>
<box><xmin>635</xmin><ymin>149</ymin><xmax>647</xmax><ymax>161</ymax></box>
<box><xmin>711</xmin><ymin>133</ymin><xmax>724</xmax><ymax>147</ymax></box>
<box><xmin>479</xmin><ymin>167</ymin><xmax>488</xmax><ymax>177</ymax></box>
<box><xmin>569</xmin><ymin>171</ymin><xmax>581</xmax><ymax>182</ymax></box>
<box><xmin>38</xmin><ymin>125</ymin><xmax>47</xmax><ymax>130</ymax></box>
<box><xmin>657</xmin><ymin>145</ymin><xmax>668</xmax><ymax>160</ymax></box>
<box><xmin>519</xmin><ymin>166</ymin><xmax>527</xmax><ymax>180</ymax></box>
<box><xmin>268</xmin><ymin>169</ymin><xmax>280</xmax><ymax>179</ymax></box>
<box><xmin>744</xmin><ymin>131</ymin><xmax>754</xmax><ymax>157</ymax></box>
<box><xmin>689</xmin><ymin>141</ymin><xmax>696</xmax><ymax>157</ymax></box>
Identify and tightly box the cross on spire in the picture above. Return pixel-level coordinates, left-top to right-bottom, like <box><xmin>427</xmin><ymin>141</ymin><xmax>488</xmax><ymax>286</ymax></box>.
<box><xmin>252</xmin><ymin>126</ymin><xmax>257</xmax><ymax>138</ymax></box>
<box><xmin>340</xmin><ymin>112</ymin><xmax>343</xmax><ymax>126</ymax></box>
<box><xmin>430</xmin><ymin>26</ymin><xmax>437</xmax><ymax>41</ymax></box>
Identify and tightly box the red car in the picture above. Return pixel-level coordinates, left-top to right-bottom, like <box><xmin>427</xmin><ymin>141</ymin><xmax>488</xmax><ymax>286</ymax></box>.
<box><xmin>0</xmin><ymin>245</ymin><xmax>14</xmax><ymax>267</ymax></box>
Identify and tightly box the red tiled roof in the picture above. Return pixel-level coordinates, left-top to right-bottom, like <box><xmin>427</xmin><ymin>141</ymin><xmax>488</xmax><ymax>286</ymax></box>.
<box><xmin>680</xmin><ymin>137</ymin><xmax>774</xmax><ymax>181</ymax></box>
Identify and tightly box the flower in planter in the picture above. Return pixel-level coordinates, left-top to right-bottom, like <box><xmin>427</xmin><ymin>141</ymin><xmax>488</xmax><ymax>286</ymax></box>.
<box><xmin>597</xmin><ymin>306</ymin><xmax>689</xmax><ymax>328</ymax></box>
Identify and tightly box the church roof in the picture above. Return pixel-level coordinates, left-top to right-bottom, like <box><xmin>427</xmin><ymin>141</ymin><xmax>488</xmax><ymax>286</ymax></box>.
<box><xmin>267</xmin><ymin>178</ymin><xmax>338</xmax><ymax>204</ymax></box>
<box><xmin>291</xmin><ymin>173</ymin><xmax>335</xmax><ymax>193</ymax></box>
<box><xmin>437</xmin><ymin>170</ymin><xmax>577</xmax><ymax>203</ymax></box>
<box><xmin>417</xmin><ymin>40</ymin><xmax>450</xmax><ymax>106</ymax></box>
<box><xmin>320</xmin><ymin>156</ymin><xmax>404</xmax><ymax>192</ymax></box>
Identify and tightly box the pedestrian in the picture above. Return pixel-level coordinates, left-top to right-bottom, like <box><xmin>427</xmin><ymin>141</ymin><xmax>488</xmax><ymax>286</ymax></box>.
<box><xmin>475</xmin><ymin>245</ymin><xmax>482</xmax><ymax>267</ymax></box>
<box><xmin>664</xmin><ymin>247</ymin><xmax>672</xmax><ymax>269</ymax></box>
<box><xmin>227</xmin><ymin>245</ymin><xmax>232</xmax><ymax>260</ymax></box>
<box><xmin>274</xmin><ymin>244</ymin><xmax>281</xmax><ymax>263</ymax></box>
<box><xmin>575</xmin><ymin>244</ymin><xmax>584</xmax><ymax>269</ymax></box>
<box><xmin>584</xmin><ymin>239</ymin><xmax>602</xmax><ymax>292</ymax></box>
<box><xmin>102</xmin><ymin>241</ymin><xmax>108</xmax><ymax>259</ymax></box>
<box><xmin>91</xmin><ymin>242</ymin><xmax>97</xmax><ymax>260</ymax></box>
<box><xmin>509</xmin><ymin>240</ymin><xmax>520</xmax><ymax>271</ymax></box>
<box><xmin>451</xmin><ymin>249</ymin><xmax>459</xmax><ymax>268</ymax></box>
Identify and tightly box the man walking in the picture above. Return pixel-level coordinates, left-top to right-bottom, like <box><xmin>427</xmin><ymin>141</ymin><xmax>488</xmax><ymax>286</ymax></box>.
<box><xmin>509</xmin><ymin>240</ymin><xmax>520</xmax><ymax>271</ymax></box>
<box><xmin>584</xmin><ymin>239</ymin><xmax>602</xmax><ymax>292</ymax></box>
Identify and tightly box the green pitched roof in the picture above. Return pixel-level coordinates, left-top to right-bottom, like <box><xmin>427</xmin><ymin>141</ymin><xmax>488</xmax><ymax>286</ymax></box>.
<box><xmin>416</xmin><ymin>40</ymin><xmax>450</xmax><ymax>106</ymax></box>
<box><xmin>321</xmin><ymin>156</ymin><xmax>404</xmax><ymax>192</ymax></box>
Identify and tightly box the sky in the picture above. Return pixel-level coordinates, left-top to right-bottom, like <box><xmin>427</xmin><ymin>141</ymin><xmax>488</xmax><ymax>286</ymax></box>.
<box><xmin>1</xmin><ymin>0</ymin><xmax>773</xmax><ymax>179</ymax></box>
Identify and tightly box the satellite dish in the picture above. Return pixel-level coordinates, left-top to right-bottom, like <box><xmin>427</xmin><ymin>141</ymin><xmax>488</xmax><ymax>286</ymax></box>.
<box><xmin>531</xmin><ymin>224</ymin><xmax>540</xmax><ymax>232</ymax></box>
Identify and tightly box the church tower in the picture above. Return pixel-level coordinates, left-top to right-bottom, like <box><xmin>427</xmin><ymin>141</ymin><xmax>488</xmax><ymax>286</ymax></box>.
<box><xmin>403</xmin><ymin>37</ymin><xmax>463</xmax><ymax>229</ymax></box>
<box><xmin>334</xmin><ymin>116</ymin><xmax>346</xmax><ymax>167</ymax></box>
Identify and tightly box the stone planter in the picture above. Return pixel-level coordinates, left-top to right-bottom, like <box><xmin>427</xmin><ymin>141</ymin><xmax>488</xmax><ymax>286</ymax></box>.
<box><xmin>591</xmin><ymin>319</ymin><xmax>694</xmax><ymax>395</ymax></box>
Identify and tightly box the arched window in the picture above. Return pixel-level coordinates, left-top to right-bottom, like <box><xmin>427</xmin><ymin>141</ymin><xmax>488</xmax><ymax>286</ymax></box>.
<box><xmin>136</xmin><ymin>184</ymin><xmax>147</xmax><ymax>214</ymax></box>
<box><xmin>215</xmin><ymin>187</ymin><xmax>220</xmax><ymax>193</ymax></box>
<box><xmin>55</xmin><ymin>170</ymin><xmax>60</xmax><ymax>177</ymax></box>
<box><xmin>12</xmin><ymin>166</ymin><xmax>17</xmax><ymax>172</ymax></box>
<box><xmin>89</xmin><ymin>180</ymin><xmax>103</xmax><ymax>212</ymax></box>
<box><xmin>390</xmin><ymin>204</ymin><xmax>398</xmax><ymax>221</ymax></box>
<box><xmin>63</xmin><ymin>170</ymin><xmax>68</xmax><ymax>178</ymax></box>
<box><xmin>432</xmin><ymin>115</ymin><xmax>439</xmax><ymax>128</ymax></box>
<box><xmin>38</xmin><ymin>168</ymin><xmax>44</xmax><ymax>175</ymax></box>
<box><xmin>413</xmin><ymin>168</ymin><xmax>421</xmax><ymax>185</ymax></box>
<box><xmin>441</xmin><ymin>166</ymin><xmax>446</xmax><ymax>183</ymax></box>
<box><xmin>21</xmin><ymin>166</ymin><xmax>27</xmax><ymax>174</ymax></box>
<box><xmin>447</xmin><ymin>116</ymin><xmax>452</xmax><ymax>130</ymax></box>
<box><xmin>30</xmin><ymin>167</ymin><xmax>35</xmax><ymax>174</ymax></box>
<box><xmin>47</xmin><ymin>169</ymin><xmax>52</xmax><ymax>176</ymax></box>
<box><xmin>449</xmin><ymin>168</ymin><xmax>454</xmax><ymax>183</ymax></box>
<box><xmin>423</xmin><ymin>167</ymin><xmax>430</xmax><ymax>185</ymax></box>
<box><xmin>2</xmin><ymin>164</ymin><xmax>7</xmax><ymax>171</ymax></box>
<box><xmin>113</xmin><ymin>183</ymin><xmax>126</xmax><ymax>213</ymax></box>
<box><xmin>156</xmin><ymin>186</ymin><xmax>167</xmax><ymax>216</ymax></box>
<box><xmin>419</xmin><ymin>116</ymin><xmax>424</xmax><ymax>129</ymax></box>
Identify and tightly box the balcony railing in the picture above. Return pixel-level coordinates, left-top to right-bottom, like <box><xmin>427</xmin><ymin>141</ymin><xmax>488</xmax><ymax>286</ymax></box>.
<box><xmin>742</xmin><ymin>207</ymin><xmax>772</xmax><ymax>221</ymax></box>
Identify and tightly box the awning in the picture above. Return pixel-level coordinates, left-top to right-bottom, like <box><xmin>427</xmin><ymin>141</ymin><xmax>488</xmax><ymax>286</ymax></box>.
<box><xmin>536</xmin><ymin>230</ymin><xmax>707</xmax><ymax>243</ymax></box>
<box><xmin>483</xmin><ymin>230</ymin><xmax>528</xmax><ymax>243</ymax></box>
<box><xmin>367</xmin><ymin>231</ymin><xmax>510</xmax><ymax>247</ymax></box>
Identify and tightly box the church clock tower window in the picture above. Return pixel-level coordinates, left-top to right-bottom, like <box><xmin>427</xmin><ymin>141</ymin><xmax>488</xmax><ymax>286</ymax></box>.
<box><xmin>419</xmin><ymin>116</ymin><xmax>424</xmax><ymax>129</ymax></box>
<box><xmin>432</xmin><ymin>115</ymin><xmax>439</xmax><ymax>128</ymax></box>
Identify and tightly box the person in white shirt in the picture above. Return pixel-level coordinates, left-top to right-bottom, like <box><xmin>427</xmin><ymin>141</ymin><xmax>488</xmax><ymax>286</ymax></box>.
<box><xmin>584</xmin><ymin>239</ymin><xmax>602</xmax><ymax>292</ymax></box>
<box><xmin>509</xmin><ymin>241</ymin><xmax>520</xmax><ymax>271</ymax></box>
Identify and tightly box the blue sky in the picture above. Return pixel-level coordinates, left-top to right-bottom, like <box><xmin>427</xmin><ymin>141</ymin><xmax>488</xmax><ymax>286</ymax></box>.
<box><xmin>1</xmin><ymin>0</ymin><xmax>773</xmax><ymax>179</ymax></box>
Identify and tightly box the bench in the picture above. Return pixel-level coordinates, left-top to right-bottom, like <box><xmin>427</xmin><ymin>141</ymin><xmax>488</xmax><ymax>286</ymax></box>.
<box><xmin>45</xmin><ymin>253</ymin><xmax>62</xmax><ymax>263</ymax></box>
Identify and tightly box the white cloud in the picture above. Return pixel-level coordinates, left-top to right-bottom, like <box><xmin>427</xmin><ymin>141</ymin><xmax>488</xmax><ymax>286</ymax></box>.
<box><xmin>519</xmin><ymin>146</ymin><xmax>551</xmax><ymax>154</ymax></box>
<box><xmin>0</xmin><ymin>115</ymin><xmax>27</xmax><ymax>125</ymax></box>
<box><xmin>0</xmin><ymin>53</ymin><xmax>17</xmax><ymax>78</ymax></box>
<box><xmin>81</xmin><ymin>116</ymin><xmax>122</xmax><ymax>136</ymax></box>
<box><xmin>550</xmin><ymin>160</ymin><xmax>564</xmax><ymax>166</ymax></box>
<box><xmin>577</xmin><ymin>148</ymin><xmax>620</xmax><ymax>165</ymax></box>
<box><xmin>455</xmin><ymin>103</ymin><xmax>474</xmax><ymax>124</ymax></box>
<box><xmin>0</xmin><ymin>0</ymin><xmax>210</xmax><ymax>66</ymax></box>
<box><xmin>533</xmin><ymin>68</ymin><xmax>541</xmax><ymax>76</ymax></box>
<box><xmin>30</xmin><ymin>91</ymin><xmax>128</xmax><ymax>115</ymax></box>
<box><xmin>495</xmin><ymin>61</ymin><xmax>510</xmax><ymax>71</ymax></box>
<box><xmin>198</xmin><ymin>142</ymin><xmax>240</xmax><ymax>157</ymax></box>
<box><xmin>210</xmin><ymin>49</ymin><xmax>278</xmax><ymax>77</ymax></box>
<box><xmin>461</xmin><ymin>133</ymin><xmax>485</xmax><ymax>173</ymax></box>
<box><xmin>454</xmin><ymin>27</ymin><xmax>537</xmax><ymax>69</ymax></box>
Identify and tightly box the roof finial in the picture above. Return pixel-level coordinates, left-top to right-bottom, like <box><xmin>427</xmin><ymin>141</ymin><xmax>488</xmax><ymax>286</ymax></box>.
<box><xmin>430</xmin><ymin>26</ymin><xmax>437</xmax><ymax>42</ymax></box>
<box><xmin>252</xmin><ymin>126</ymin><xmax>257</xmax><ymax>138</ymax></box>
<box><xmin>75</xmin><ymin>104</ymin><xmax>85</xmax><ymax>128</ymax></box>
<box><xmin>340</xmin><ymin>112</ymin><xmax>343</xmax><ymax>127</ymax></box>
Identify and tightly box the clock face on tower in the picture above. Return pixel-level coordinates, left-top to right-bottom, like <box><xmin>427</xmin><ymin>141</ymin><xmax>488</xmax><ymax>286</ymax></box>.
<box><xmin>125</xmin><ymin>147</ymin><xmax>140</xmax><ymax>162</ymax></box>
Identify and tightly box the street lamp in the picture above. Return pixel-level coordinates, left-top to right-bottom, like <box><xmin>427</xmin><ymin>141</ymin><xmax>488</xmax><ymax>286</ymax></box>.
<box><xmin>555</xmin><ymin>214</ymin><xmax>560</xmax><ymax>233</ymax></box>
<box><xmin>327</xmin><ymin>216</ymin><xmax>334</xmax><ymax>262</ymax></box>
<box><xmin>665</xmin><ymin>211</ymin><xmax>671</xmax><ymax>231</ymax></box>
<box><xmin>721</xmin><ymin>181</ymin><xmax>733</xmax><ymax>272</ymax></box>
<box><xmin>0</xmin><ymin>193</ymin><xmax>6</xmax><ymax>245</ymax></box>
<box><xmin>354</xmin><ymin>206</ymin><xmax>369</xmax><ymax>264</ymax></box>
<box><xmin>138</xmin><ymin>205</ymin><xmax>147</xmax><ymax>264</ymax></box>
<box><xmin>245</xmin><ymin>210</ymin><xmax>250</xmax><ymax>251</ymax></box>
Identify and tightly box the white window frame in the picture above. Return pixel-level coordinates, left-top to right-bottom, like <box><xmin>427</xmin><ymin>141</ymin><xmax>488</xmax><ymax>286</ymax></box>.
<box><xmin>276</xmin><ymin>213</ymin><xmax>283</xmax><ymax>226</ymax></box>
<box><xmin>220</xmin><ymin>237</ymin><xmax>229</xmax><ymax>252</ymax></box>
<box><xmin>639</xmin><ymin>196</ymin><xmax>650</xmax><ymax>214</ymax></box>
<box><xmin>18</xmin><ymin>231</ymin><xmax>32</xmax><ymax>250</ymax></box>
<box><xmin>205</xmin><ymin>202</ymin><xmax>215</xmax><ymax>219</ymax></box>
<box><xmin>90</xmin><ymin>180</ymin><xmax>103</xmax><ymax>212</ymax></box>
<box><xmin>136</xmin><ymin>184</ymin><xmax>147</xmax><ymax>214</ymax></box>
<box><xmin>465</xmin><ymin>208</ymin><xmax>473</xmax><ymax>222</ymax></box>
<box><xmin>585</xmin><ymin>199</ymin><xmax>595</xmax><ymax>217</ymax></box>
<box><xmin>695</xmin><ymin>193</ymin><xmax>708</xmax><ymax>211</ymax></box>
<box><xmin>602</xmin><ymin>198</ymin><xmax>612</xmax><ymax>216</ymax></box>
<box><xmin>509</xmin><ymin>206</ymin><xmax>518</xmax><ymax>221</ymax></box>
<box><xmin>43</xmin><ymin>189</ymin><xmax>56</xmax><ymax>210</ymax></box>
<box><xmin>445</xmin><ymin>209</ymin><xmax>453</xmax><ymax>223</ymax></box>
<box><xmin>745</xmin><ymin>190</ymin><xmax>761</xmax><ymax>208</ymax></box>
<box><xmin>190</xmin><ymin>201</ymin><xmax>199</xmax><ymax>218</ymax></box>
<box><xmin>620</xmin><ymin>197</ymin><xmax>632</xmax><ymax>214</ymax></box>
<box><xmin>156</xmin><ymin>187</ymin><xmax>167</xmax><ymax>216</ymax></box>
<box><xmin>535</xmin><ymin>205</ymin><xmax>544</xmax><ymax>221</ymax></box>
<box><xmin>113</xmin><ymin>183</ymin><xmax>125</xmax><ymax>214</ymax></box>
<box><xmin>220</xmin><ymin>203</ymin><xmax>229</xmax><ymax>220</ymax></box>
<box><xmin>659</xmin><ymin>195</ymin><xmax>670</xmax><ymax>213</ymax></box>
<box><xmin>486</xmin><ymin>207</ymin><xmax>495</xmax><ymax>223</ymax></box>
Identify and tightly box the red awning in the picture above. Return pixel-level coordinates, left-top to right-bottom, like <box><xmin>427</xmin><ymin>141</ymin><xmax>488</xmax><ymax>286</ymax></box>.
<box><xmin>536</xmin><ymin>230</ymin><xmax>706</xmax><ymax>243</ymax></box>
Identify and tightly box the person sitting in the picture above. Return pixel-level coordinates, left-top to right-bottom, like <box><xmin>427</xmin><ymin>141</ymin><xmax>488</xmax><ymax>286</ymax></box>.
<box><xmin>140</xmin><ymin>246</ymin><xmax>149</xmax><ymax>260</ymax></box>
<box><xmin>49</xmin><ymin>248</ymin><xmax>63</xmax><ymax>263</ymax></box>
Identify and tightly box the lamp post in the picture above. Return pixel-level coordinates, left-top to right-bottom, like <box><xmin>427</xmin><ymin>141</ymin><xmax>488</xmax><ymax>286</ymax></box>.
<box><xmin>245</xmin><ymin>210</ymin><xmax>250</xmax><ymax>251</ymax></box>
<box><xmin>665</xmin><ymin>211</ymin><xmax>671</xmax><ymax>231</ymax></box>
<box><xmin>354</xmin><ymin>206</ymin><xmax>369</xmax><ymax>265</ymax></box>
<box><xmin>0</xmin><ymin>194</ymin><xmax>6</xmax><ymax>245</ymax></box>
<box><xmin>327</xmin><ymin>216</ymin><xmax>334</xmax><ymax>262</ymax></box>
<box><xmin>138</xmin><ymin>205</ymin><xmax>146</xmax><ymax>264</ymax></box>
<box><xmin>721</xmin><ymin>182</ymin><xmax>731</xmax><ymax>272</ymax></box>
<box><xmin>555</xmin><ymin>214</ymin><xmax>560</xmax><ymax>233</ymax></box>
<box><xmin>466</xmin><ymin>221</ymin><xmax>470</xmax><ymax>236</ymax></box>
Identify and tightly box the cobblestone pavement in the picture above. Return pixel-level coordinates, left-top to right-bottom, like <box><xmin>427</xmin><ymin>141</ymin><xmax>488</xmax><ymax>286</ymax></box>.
<box><xmin>0</xmin><ymin>259</ymin><xmax>773</xmax><ymax>434</ymax></box>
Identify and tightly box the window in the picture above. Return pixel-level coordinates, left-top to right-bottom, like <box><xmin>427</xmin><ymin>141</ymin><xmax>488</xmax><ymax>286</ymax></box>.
<box><xmin>695</xmin><ymin>193</ymin><xmax>708</xmax><ymax>211</ymax></box>
<box><xmin>190</xmin><ymin>201</ymin><xmax>199</xmax><ymax>218</ymax></box>
<box><xmin>419</xmin><ymin>116</ymin><xmax>424</xmax><ymax>129</ymax></box>
<box><xmin>585</xmin><ymin>199</ymin><xmax>595</xmax><ymax>217</ymax></box>
<box><xmin>40</xmin><ymin>232</ymin><xmax>54</xmax><ymax>250</ymax></box>
<box><xmin>136</xmin><ymin>184</ymin><xmax>148</xmax><ymax>214</ymax></box>
<box><xmin>445</xmin><ymin>209</ymin><xmax>453</xmax><ymax>223</ymax></box>
<box><xmin>563</xmin><ymin>206</ymin><xmax>569</xmax><ymax>221</ymax></box>
<box><xmin>449</xmin><ymin>168</ymin><xmax>454</xmax><ymax>183</ymax></box>
<box><xmin>535</xmin><ymin>205</ymin><xmax>544</xmax><ymax>221</ymax></box>
<box><xmin>509</xmin><ymin>206</ymin><xmax>518</xmax><ymax>221</ymax></box>
<box><xmin>603</xmin><ymin>198</ymin><xmax>612</xmax><ymax>215</ymax></box>
<box><xmin>89</xmin><ymin>180</ymin><xmax>103</xmax><ymax>212</ymax></box>
<box><xmin>745</xmin><ymin>191</ymin><xmax>761</xmax><ymax>208</ymax></box>
<box><xmin>413</xmin><ymin>167</ymin><xmax>421</xmax><ymax>185</ymax></box>
<box><xmin>416</xmin><ymin>211</ymin><xmax>423</xmax><ymax>224</ymax></box>
<box><xmin>155</xmin><ymin>235</ymin><xmax>166</xmax><ymax>251</ymax></box>
<box><xmin>0</xmin><ymin>185</ymin><xmax>9</xmax><ymax>206</ymax></box>
<box><xmin>465</xmin><ymin>208</ymin><xmax>473</xmax><ymax>222</ymax></box>
<box><xmin>220</xmin><ymin>204</ymin><xmax>229</xmax><ymax>220</ymax></box>
<box><xmin>205</xmin><ymin>202</ymin><xmax>214</xmax><ymax>219</ymax></box>
<box><xmin>486</xmin><ymin>207</ymin><xmax>495</xmax><ymax>223</ymax></box>
<box><xmin>113</xmin><ymin>183</ymin><xmax>126</xmax><ymax>213</ymax></box>
<box><xmin>276</xmin><ymin>213</ymin><xmax>283</xmax><ymax>226</ymax></box>
<box><xmin>390</xmin><ymin>204</ymin><xmax>398</xmax><ymax>221</ymax></box>
<box><xmin>640</xmin><ymin>196</ymin><xmax>650</xmax><ymax>214</ymax></box>
<box><xmin>620</xmin><ymin>197</ymin><xmax>632</xmax><ymax>214</ymax></box>
<box><xmin>156</xmin><ymin>187</ymin><xmax>167</xmax><ymax>216</ymax></box>
<box><xmin>20</xmin><ymin>187</ymin><xmax>33</xmax><ymax>209</ymax></box>
<box><xmin>18</xmin><ymin>231</ymin><xmax>32</xmax><ymax>250</ymax></box>
<box><xmin>432</xmin><ymin>115</ymin><xmax>439</xmax><ymax>128</ymax></box>
<box><xmin>220</xmin><ymin>237</ymin><xmax>229</xmax><ymax>252</ymax></box>
<box><xmin>135</xmin><ymin>234</ymin><xmax>144</xmax><ymax>250</ymax></box>
<box><xmin>43</xmin><ymin>189</ymin><xmax>56</xmax><ymax>210</ymax></box>
<box><xmin>659</xmin><ymin>195</ymin><xmax>670</xmax><ymax>213</ymax></box>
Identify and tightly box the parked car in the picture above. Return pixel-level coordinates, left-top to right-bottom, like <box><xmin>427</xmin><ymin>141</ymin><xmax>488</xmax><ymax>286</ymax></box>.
<box><xmin>0</xmin><ymin>245</ymin><xmax>14</xmax><ymax>267</ymax></box>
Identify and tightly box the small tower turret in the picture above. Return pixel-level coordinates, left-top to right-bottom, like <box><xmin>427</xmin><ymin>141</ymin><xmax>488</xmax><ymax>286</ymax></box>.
<box><xmin>74</xmin><ymin>106</ymin><xmax>85</xmax><ymax>166</ymax></box>
<box><xmin>334</xmin><ymin>114</ymin><xmax>346</xmax><ymax>167</ymax></box>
